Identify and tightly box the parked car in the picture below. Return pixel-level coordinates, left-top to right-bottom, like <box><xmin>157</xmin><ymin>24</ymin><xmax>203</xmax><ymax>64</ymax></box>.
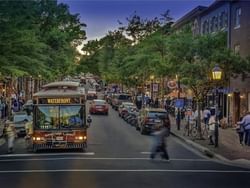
<box><xmin>124</xmin><ymin>108</ymin><xmax>139</xmax><ymax>127</ymax></box>
<box><xmin>89</xmin><ymin>99</ymin><xmax>109</xmax><ymax>115</ymax></box>
<box><xmin>10</xmin><ymin>111</ymin><xmax>32</xmax><ymax>137</ymax></box>
<box><xmin>118</xmin><ymin>102</ymin><xmax>136</xmax><ymax>118</ymax></box>
<box><xmin>87</xmin><ymin>89</ymin><xmax>97</xmax><ymax>100</ymax></box>
<box><xmin>136</xmin><ymin>108</ymin><xmax>168</xmax><ymax>135</ymax></box>
<box><xmin>111</xmin><ymin>93</ymin><xmax>132</xmax><ymax>110</ymax></box>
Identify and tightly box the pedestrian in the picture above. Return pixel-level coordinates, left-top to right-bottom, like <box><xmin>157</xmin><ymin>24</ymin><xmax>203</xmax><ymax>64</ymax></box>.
<box><xmin>150</xmin><ymin>113</ymin><xmax>171</xmax><ymax>161</ymax></box>
<box><xmin>154</xmin><ymin>98</ymin><xmax>159</xmax><ymax>108</ymax></box>
<box><xmin>203</xmin><ymin>107</ymin><xmax>211</xmax><ymax>127</ymax></box>
<box><xmin>208</xmin><ymin>111</ymin><xmax>216</xmax><ymax>145</ymax></box>
<box><xmin>194</xmin><ymin>108</ymin><xmax>203</xmax><ymax>128</ymax></box>
<box><xmin>236</xmin><ymin>116</ymin><xmax>245</xmax><ymax>145</ymax></box>
<box><xmin>4</xmin><ymin>120</ymin><xmax>16</xmax><ymax>153</ymax></box>
<box><xmin>25</xmin><ymin>120</ymin><xmax>33</xmax><ymax>150</ymax></box>
<box><xmin>237</xmin><ymin>111</ymin><xmax>250</xmax><ymax>146</ymax></box>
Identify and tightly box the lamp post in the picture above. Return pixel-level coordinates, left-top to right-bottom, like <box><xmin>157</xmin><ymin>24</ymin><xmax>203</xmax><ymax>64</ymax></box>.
<box><xmin>176</xmin><ymin>75</ymin><xmax>181</xmax><ymax>130</ymax></box>
<box><xmin>38</xmin><ymin>74</ymin><xmax>42</xmax><ymax>90</ymax></box>
<box><xmin>212</xmin><ymin>64</ymin><xmax>222</xmax><ymax>148</ymax></box>
<box><xmin>150</xmin><ymin>75</ymin><xmax>154</xmax><ymax>104</ymax></box>
<box><xmin>30</xmin><ymin>76</ymin><xmax>33</xmax><ymax>99</ymax></box>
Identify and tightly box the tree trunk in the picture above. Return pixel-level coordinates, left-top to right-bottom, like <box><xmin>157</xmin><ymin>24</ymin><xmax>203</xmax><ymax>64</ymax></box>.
<box><xmin>197</xmin><ymin>101</ymin><xmax>203</xmax><ymax>139</ymax></box>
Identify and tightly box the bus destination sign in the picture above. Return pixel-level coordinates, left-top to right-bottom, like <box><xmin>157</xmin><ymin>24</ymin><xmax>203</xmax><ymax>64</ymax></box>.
<box><xmin>38</xmin><ymin>98</ymin><xmax>80</xmax><ymax>104</ymax></box>
<box><xmin>47</xmin><ymin>98</ymin><xmax>71</xmax><ymax>104</ymax></box>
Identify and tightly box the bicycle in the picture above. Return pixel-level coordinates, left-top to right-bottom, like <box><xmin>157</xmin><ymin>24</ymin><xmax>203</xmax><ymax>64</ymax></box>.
<box><xmin>183</xmin><ymin>120</ymin><xmax>198</xmax><ymax>139</ymax></box>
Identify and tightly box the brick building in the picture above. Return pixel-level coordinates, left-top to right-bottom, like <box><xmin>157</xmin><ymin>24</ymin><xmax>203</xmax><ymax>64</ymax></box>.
<box><xmin>172</xmin><ymin>0</ymin><xmax>250</xmax><ymax>124</ymax></box>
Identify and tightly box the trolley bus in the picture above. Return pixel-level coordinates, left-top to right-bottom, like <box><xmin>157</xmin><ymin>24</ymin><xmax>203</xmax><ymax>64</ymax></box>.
<box><xmin>30</xmin><ymin>81</ymin><xmax>90</xmax><ymax>152</ymax></box>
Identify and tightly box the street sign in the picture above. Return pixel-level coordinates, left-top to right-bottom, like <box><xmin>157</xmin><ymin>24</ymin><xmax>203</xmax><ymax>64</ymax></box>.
<box><xmin>153</xmin><ymin>83</ymin><xmax>158</xmax><ymax>92</ymax></box>
<box><xmin>175</xmin><ymin>99</ymin><xmax>184</xmax><ymax>108</ymax></box>
<box><xmin>167</xmin><ymin>80</ymin><xmax>177</xmax><ymax>89</ymax></box>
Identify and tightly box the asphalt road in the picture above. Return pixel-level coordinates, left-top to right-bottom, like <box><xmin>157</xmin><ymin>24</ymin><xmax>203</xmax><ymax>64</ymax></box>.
<box><xmin>0</xmin><ymin>102</ymin><xmax>250</xmax><ymax>188</ymax></box>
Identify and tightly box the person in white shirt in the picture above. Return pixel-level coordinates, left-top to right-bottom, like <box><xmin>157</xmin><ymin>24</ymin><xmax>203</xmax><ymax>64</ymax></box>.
<box><xmin>194</xmin><ymin>109</ymin><xmax>203</xmax><ymax>128</ymax></box>
<box><xmin>203</xmin><ymin>108</ymin><xmax>211</xmax><ymax>126</ymax></box>
<box><xmin>5</xmin><ymin>120</ymin><xmax>16</xmax><ymax>153</ymax></box>
<box><xmin>208</xmin><ymin>113</ymin><xmax>216</xmax><ymax>145</ymax></box>
<box><xmin>237</xmin><ymin>112</ymin><xmax>250</xmax><ymax>146</ymax></box>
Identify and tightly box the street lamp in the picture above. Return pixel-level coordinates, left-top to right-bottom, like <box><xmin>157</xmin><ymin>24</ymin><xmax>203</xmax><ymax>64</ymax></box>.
<box><xmin>150</xmin><ymin>75</ymin><xmax>154</xmax><ymax>103</ymax></box>
<box><xmin>212</xmin><ymin>64</ymin><xmax>222</xmax><ymax>147</ymax></box>
<box><xmin>212</xmin><ymin>64</ymin><xmax>222</xmax><ymax>80</ymax></box>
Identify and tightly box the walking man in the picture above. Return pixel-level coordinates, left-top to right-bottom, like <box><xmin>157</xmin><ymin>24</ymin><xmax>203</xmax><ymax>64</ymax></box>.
<box><xmin>150</xmin><ymin>113</ymin><xmax>171</xmax><ymax>161</ymax></box>
<box><xmin>5</xmin><ymin>120</ymin><xmax>16</xmax><ymax>153</ymax></box>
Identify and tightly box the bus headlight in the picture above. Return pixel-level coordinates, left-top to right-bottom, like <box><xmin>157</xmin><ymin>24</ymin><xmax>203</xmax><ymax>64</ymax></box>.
<box><xmin>33</xmin><ymin>137</ymin><xmax>44</xmax><ymax>141</ymax></box>
<box><xmin>75</xmin><ymin>136</ymin><xmax>87</xmax><ymax>140</ymax></box>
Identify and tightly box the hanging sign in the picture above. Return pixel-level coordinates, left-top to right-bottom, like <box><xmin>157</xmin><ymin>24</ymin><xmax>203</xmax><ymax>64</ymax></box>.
<box><xmin>167</xmin><ymin>80</ymin><xmax>177</xmax><ymax>89</ymax></box>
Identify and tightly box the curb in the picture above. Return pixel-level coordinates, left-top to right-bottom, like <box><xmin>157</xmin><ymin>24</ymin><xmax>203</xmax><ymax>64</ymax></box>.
<box><xmin>170</xmin><ymin>131</ymin><xmax>250</xmax><ymax>169</ymax></box>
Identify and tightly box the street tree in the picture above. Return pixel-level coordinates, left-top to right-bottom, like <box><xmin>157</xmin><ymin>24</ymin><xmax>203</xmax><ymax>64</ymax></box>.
<box><xmin>167</xmin><ymin>27</ymin><xmax>249</xmax><ymax>138</ymax></box>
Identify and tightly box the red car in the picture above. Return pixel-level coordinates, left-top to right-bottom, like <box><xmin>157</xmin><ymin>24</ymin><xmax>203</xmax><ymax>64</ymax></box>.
<box><xmin>89</xmin><ymin>99</ymin><xmax>109</xmax><ymax>115</ymax></box>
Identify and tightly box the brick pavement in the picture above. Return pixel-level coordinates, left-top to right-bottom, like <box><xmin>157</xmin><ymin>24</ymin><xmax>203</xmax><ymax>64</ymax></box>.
<box><xmin>170</xmin><ymin>116</ymin><xmax>250</xmax><ymax>161</ymax></box>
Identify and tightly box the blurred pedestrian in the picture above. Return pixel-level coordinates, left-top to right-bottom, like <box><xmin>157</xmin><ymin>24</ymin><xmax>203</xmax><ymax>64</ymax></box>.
<box><xmin>154</xmin><ymin>98</ymin><xmax>159</xmax><ymax>108</ymax></box>
<box><xmin>208</xmin><ymin>111</ymin><xmax>216</xmax><ymax>145</ymax></box>
<box><xmin>203</xmin><ymin>107</ymin><xmax>211</xmax><ymax>126</ymax></box>
<box><xmin>25</xmin><ymin>120</ymin><xmax>33</xmax><ymax>150</ymax></box>
<box><xmin>150</xmin><ymin>113</ymin><xmax>171</xmax><ymax>161</ymax></box>
<box><xmin>5</xmin><ymin>120</ymin><xmax>16</xmax><ymax>153</ymax></box>
<box><xmin>237</xmin><ymin>111</ymin><xmax>250</xmax><ymax>146</ymax></box>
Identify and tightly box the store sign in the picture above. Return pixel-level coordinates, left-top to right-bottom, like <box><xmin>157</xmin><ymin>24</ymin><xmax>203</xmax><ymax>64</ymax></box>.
<box><xmin>167</xmin><ymin>80</ymin><xmax>177</xmax><ymax>89</ymax></box>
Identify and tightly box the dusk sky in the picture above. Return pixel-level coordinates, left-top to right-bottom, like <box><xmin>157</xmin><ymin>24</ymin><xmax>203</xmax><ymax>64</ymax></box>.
<box><xmin>59</xmin><ymin>0</ymin><xmax>214</xmax><ymax>42</ymax></box>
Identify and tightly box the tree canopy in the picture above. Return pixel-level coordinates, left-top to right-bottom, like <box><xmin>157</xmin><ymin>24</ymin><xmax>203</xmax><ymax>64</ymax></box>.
<box><xmin>0</xmin><ymin>0</ymin><xmax>86</xmax><ymax>80</ymax></box>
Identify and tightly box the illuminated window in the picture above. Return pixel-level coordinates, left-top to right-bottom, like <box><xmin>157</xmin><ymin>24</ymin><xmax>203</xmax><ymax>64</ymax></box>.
<box><xmin>235</xmin><ymin>8</ymin><xmax>241</xmax><ymax>28</ymax></box>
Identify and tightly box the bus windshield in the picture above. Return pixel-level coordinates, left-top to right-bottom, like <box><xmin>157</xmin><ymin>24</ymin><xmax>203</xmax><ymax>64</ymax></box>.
<box><xmin>36</xmin><ymin>105</ymin><xmax>84</xmax><ymax>130</ymax></box>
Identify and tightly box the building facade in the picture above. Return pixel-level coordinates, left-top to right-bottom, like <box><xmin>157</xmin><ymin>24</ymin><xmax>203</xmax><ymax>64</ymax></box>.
<box><xmin>173</xmin><ymin>0</ymin><xmax>250</xmax><ymax>124</ymax></box>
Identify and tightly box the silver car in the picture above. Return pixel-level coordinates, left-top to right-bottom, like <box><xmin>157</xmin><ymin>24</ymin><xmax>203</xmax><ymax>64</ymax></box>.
<box><xmin>12</xmin><ymin>112</ymin><xmax>32</xmax><ymax>137</ymax></box>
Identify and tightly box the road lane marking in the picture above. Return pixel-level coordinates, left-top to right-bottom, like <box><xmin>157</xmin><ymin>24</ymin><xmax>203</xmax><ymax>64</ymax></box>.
<box><xmin>0</xmin><ymin>169</ymin><xmax>249</xmax><ymax>173</ymax></box>
<box><xmin>0</xmin><ymin>157</ymin><xmax>211</xmax><ymax>162</ymax></box>
<box><xmin>0</xmin><ymin>152</ymin><xmax>95</xmax><ymax>158</ymax></box>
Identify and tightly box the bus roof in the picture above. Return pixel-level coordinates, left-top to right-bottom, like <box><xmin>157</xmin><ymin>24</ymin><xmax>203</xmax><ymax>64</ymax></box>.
<box><xmin>33</xmin><ymin>81</ymin><xmax>86</xmax><ymax>97</ymax></box>
<box><xmin>42</xmin><ymin>81</ymin><xmax>79</xmax><ymax>89</ymax></box>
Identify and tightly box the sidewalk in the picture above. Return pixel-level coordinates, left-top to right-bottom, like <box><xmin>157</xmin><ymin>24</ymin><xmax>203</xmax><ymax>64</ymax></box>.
<box><xmin>170</xmin><ymin>116</ymin><xmax>250</xmax><ymax>167</ymax></box>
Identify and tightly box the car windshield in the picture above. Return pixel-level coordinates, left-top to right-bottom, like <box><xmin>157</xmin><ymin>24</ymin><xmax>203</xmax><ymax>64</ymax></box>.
<box><xmin>148</xmin><ymin>111</ymin><xmax>167</xmax><ymax>118</ymax></box>
<box><xmin>36</xmin><ymin>105</ymin><xmax>84</xmax><ymax>130</ymax></box>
